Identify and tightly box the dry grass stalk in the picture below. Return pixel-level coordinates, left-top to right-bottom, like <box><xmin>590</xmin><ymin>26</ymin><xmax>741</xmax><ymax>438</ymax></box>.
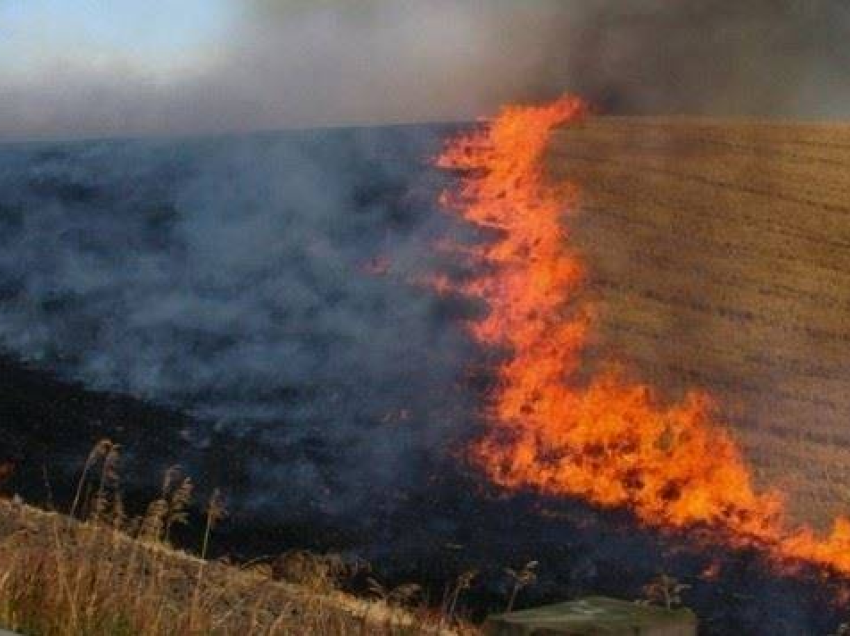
<box><xmin>0</xmin><ymin>441</ymin><xmax>473</xmax><ymax>635</ymax></box>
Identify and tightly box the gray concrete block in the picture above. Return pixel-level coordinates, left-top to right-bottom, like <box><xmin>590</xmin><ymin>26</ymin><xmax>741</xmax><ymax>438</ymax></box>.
<box><xmin>483</xmin><ymin>596</ymin><xmax>697</xmax><ymax>636</ymax></box>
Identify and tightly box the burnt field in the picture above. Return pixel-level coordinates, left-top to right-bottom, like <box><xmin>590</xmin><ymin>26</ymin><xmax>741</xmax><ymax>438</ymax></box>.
<box><xmin>2</xmin><ymin>119</ymin><xmax>850</xmax><ymax>634</ymax></box>
<box><xmin>551</xmin><ymin>117</ymin><xmax>850</xmax><ymax>527</ymax></box>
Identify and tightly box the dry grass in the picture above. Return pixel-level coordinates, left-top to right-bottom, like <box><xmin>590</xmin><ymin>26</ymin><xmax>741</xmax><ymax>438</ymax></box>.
<box><xmin>548</xmin><ymin>116</ymin><xmax>850</xmax><ymax>526</ymax></box>
<box><xmin>0</xmin><ymin>441</ymin><xmax>475</xmax><ymax>635</ymax></box>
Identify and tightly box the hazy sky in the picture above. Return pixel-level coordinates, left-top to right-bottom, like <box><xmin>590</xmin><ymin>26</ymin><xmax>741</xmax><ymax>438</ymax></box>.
<box><xmin>2</xmin><ymin>1</ymin><xmax>849</xmax><ymax>140</ymax></box>
<box><xmin>1</xmin><ymin>1</ymin><xmax>232</xmax><ymax>76</ymax></box>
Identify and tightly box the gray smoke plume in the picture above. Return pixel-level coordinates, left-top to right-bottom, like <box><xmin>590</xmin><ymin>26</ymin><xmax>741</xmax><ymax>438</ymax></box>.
<box><xmin>0</xmin><ymin>125</ymin><xmax>480</xmax><ymax>513</ymax></box>
<box><xmin>559</xmin><ymin>1</ymin><xmax>850</xmax><ymax>117</ymax></box>
<box><xmin>2</xmin><ymin>1</ymin><xmax>849</xmax><ymax>141</ymax></box>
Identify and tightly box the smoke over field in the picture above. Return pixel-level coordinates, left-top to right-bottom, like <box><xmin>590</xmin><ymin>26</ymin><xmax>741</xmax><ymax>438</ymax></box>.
<box><xmin>0</xmin><ymin>125</ymin><xmax>480</xmax><ymax>514</ymax></box>
<box><xmin>4</xmin><ymin>2</ymin><xmax>850</xmax><ymax>634</ymax></box>
<box><xmin>2</xmin><ymin>110</ymin><xmax>850</xmax><ymax>634</ymax></box>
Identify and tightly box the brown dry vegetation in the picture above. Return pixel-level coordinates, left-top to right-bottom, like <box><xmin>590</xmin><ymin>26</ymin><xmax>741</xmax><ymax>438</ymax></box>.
<box><xmin>548</xmin><ymin>116</ymin><xmax>850</xmax><ymax>527</ymax></box>
<box><xmin>0</xmin><ymin>442</ymin><xmax>474</xmax><ymax>636</ymax></box>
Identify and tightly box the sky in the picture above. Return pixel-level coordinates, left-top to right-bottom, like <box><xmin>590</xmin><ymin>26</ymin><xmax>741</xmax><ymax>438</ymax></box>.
<box><xmin>1</xmin><ymin>1</ymin><xmax>232</xmax><ymax>77</ymax></box>
<box><xmin>1</xmin><ymin>1</ymin><xmax>849</xmax><ymax>140</ymax></box>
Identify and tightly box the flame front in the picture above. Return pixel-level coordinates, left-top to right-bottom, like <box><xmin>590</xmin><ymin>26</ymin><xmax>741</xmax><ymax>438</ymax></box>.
<box><xmin>437</xmin><ymin>95</ymin><xmax>850</xmax><ymax>576</ymax></box>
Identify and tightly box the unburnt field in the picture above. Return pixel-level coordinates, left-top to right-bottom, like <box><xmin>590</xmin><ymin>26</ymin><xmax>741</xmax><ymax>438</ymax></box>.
<box><xmin>549</xmin><ymin>117</ymin><xmax>850</xmax><ymax>526</ymax></box>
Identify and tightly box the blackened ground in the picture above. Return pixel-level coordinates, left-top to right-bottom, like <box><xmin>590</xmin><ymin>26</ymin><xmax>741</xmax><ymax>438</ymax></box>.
<box><xmin>0</xmin><ymin>353</ymin><xmax>194</xmax><ymax>500</ymax></box>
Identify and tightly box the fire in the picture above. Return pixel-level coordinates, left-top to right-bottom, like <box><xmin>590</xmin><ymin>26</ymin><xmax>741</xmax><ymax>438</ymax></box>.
<box><xmin>437</xmin><ymin>95</ymin><xmax>850</xmax><ymax>575</ymax></box>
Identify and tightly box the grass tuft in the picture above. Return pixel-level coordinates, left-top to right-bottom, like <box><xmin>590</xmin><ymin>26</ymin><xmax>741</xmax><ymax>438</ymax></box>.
<box><xmin>0</xmin><ymin>440</ymin><xmax>475</xmax><ymax>635</ymax></box>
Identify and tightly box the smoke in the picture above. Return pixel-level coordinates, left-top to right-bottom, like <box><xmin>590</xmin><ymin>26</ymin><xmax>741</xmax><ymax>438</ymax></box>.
<box><xmin>561</xmin><ymin>1</ymin><xmax>850</xmax><ymax>117</ymax></box>
<box><xmin>2</xmin><ymin>1</ymin><xmax>850</xmax><ymax>140</ymax></box>
<box><xmin>0</xmin><ymin>125</ymin><xmax>480</xmax><ymax>514</ymax></box>
<box><xmin>238</xmin><ymin>0</ymin><xmax>850</xmax><ymax>120</ymax></box>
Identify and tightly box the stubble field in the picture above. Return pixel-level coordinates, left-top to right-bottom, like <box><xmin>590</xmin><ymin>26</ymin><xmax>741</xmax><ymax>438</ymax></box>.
<box><xmin>549</xmin><ymin>117</ymin><xmax>850</xmax><ymax>526</ymax></box>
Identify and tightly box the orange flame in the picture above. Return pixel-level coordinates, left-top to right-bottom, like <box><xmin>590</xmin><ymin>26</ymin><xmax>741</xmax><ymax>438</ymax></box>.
<box><xmin>437</xmin><ymin>95</ymin><xmax>850</xmax><ymax>575</ymax></box>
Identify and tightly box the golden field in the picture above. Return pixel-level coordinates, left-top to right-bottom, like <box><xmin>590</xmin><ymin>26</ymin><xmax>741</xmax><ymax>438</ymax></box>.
<box><xmin>548</xmin><ymin>117</ymin><xmax>850</xmax><ymax>526</ymax></box>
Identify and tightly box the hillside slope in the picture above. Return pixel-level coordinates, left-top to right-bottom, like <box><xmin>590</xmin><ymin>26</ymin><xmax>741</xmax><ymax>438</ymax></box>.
<box><xmin>0</xmin><ymin>497</ymin><xmax>463</xmax><ymax>635</ymax></box>
<box><xmin>549</xmin><ymin>117</ymin><xmax>850</xmax><ymax>526</ymax></box>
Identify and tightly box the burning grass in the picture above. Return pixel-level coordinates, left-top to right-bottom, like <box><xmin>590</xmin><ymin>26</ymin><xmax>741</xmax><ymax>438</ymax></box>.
<box><xmin>0</xmin><ymin>441</ymin><xmax>473</xmax><ymax>636</ymax></box>
<box><xmin>436</xmin><ymin>96</ymin><xmax>850</xmax><ymax>579</ymax></box>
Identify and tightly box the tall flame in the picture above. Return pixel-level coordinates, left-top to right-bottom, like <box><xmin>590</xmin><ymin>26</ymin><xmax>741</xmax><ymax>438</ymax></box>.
<box><xmin>437</xmin><ymin>95</ymin><xmax>850</xmax><ymax>575</ymax></box>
